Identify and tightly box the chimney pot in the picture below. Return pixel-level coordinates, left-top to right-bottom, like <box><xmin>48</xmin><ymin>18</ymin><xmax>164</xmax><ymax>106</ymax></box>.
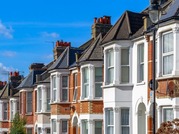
<box><xmin>94</xmin><ymin>17</ymin><xmax>97</xmax><ymax>23</ymax></box>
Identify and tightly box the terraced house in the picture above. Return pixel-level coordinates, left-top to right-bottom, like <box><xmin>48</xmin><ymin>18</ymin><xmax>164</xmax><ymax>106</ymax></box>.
<box><xmin>0</xmin><ymin>0</ymin><xmax>179</xmax><ymax>134</ymax></box>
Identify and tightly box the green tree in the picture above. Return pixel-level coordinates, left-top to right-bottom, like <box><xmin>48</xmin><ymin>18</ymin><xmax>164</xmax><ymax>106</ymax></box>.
<box><xmin>10</xmin><ymin>113</ymin><xmax>26</xmax><ymax>134</ymax></box>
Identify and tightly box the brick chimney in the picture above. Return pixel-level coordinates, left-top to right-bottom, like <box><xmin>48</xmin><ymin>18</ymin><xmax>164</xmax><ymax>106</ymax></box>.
<box><xmin>92</xmin><ymin>16</ymin><xmax>112</xmax><ymax>39</ymax></box>
<box><xmin>29</xmin><ymin>63</ymin><xmax>45</xmax><ymax>72</ymax></box>
<box><xmin>53</xmin><ymin>40</ymin><xmax>71</xmax><ymax>60</ymax></box>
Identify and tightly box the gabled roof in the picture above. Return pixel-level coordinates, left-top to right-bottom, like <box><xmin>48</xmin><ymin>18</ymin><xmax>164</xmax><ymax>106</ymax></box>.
<box><xmin>101</xmin><ymin>10</ymin><xmax>146</xmax><ymax>44</ymax></box>
<box><xmin>48</xmin><ymin>47</ymin><xmax>83</xmax><ymax>70</ymax></box>
<box><xmin>78</xmin><ymin>34</ymin><xmax>103</xmax><ymax>62</ymax></box>
<box><xmin>79</xmin><ymin>38</ymin><xmax>94</xmax><ymax>50</ymax></box>
<box><xmin>17</xmin><ymin>70</ymin><xmax>44</xmax><ymax>89</ymax></box>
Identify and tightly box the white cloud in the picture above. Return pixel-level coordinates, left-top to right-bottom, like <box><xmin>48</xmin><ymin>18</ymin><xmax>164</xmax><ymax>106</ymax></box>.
<box><xmin>0</xmin><ymin>63</ymin><xmax>16</xmax><ymax>81</ymax></box>
<box><xmin>45</xmin><ymin>54</ymin><xmax>53</xmax><ymax>60</ymax></box>
<box><xmin>1</xmin><ymin>51</ymin><xmax>16</xmax><ymax>57</ymax></box>
<box><xmin>41</xmin><ymin>32</ymin><xmax>59</xmax><ymax>38</ymax></box>
<box><xmin>0</xmin><ymin>20</ymin><xmax>13</xmax><ymax>39</ymax></box>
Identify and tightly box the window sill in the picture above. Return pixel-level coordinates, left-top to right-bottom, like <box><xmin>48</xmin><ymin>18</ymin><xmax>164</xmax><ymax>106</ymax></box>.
<box><xmin>50</xmin><ymin>102</ymin><xmax>71</xmax><ymax>105</ymax></box>
<box><xmin>80</xmin><ymin>99</ymin><xmax>103</xmax><ymax>102</ymax></box>
<box><xmin>0</xmin><ymin>120</ymin><xmax>8</xmax><ymax>122</ymax></box>
<box><xmin>25</xmin><ymin>113</ymin><xmax>33</xmax><ymax>116</ymax></box>
<box><xmin>102</xmin><ymin>83</ymin><xmax>133</xmax><ymax>88</ymax></box>
<box><xmin>156</xmin><ymin>75</ymin><xmax>179</xmax><ymax>80</ymax></box>
<box><xmin>136</xmin><ymin>81</ymin><xmax>145</xmax><ymax>86</ymax></box>
<box><xmin>36</xmin><ymin>111</ymin><xmax>51</xmax><ymax>114</ymax></box>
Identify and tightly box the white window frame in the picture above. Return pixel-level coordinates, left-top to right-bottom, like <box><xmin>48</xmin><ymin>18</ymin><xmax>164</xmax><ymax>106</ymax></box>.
<box><xmin>121</xmin><ymin>48</ymin><xmax>130</xmax><ymax>83</ymax></box>
<box><xmin>37</xmin><ymin>87</ymin><xmax>42</xmax><ymax>112</ymax></box>
<box><xmin>162</xmin><ymin>31</ymin><xmax>173</xmax><ymax>75</ymax></box>
<box><xmin>137</xmin><ymin>43</ymin><xmax>144</xmax><ymax>83</ymax></box>
<box><xmin>61</xmin><ymin>76</ymin><xmax>69</xmax><ymax>102</ymax></box>
<box><xmin>82</xmin><ymin>67</ymin><xmax>89</xmax><ymax>99</ymax></box>
<box><xmin>73</xmin><ymin>73</ymin><xmax>78</xmax><ymax>102</ymax></box>
<box><xmin>106</xmin><ymin>49</ymin><xmax>114</xmax><ymax>84</ymax></box>
<box><xmin>26</xmin><ymin>91</ymin><xmax>32</xmax><ymax>114</ymax></box>
<box><xmin>61</xmin><ymin>120</ymin><xmax>68</xmax><ymax>134</ymax></box>
<box><xmin>106</xmin><ymin>108</ymin><xmax>114</xmax><ymax>134</ymax></box>
<box><xmin>95</xmin><ymin>67</ymin><xmax>103</xmax><ymax>98</ymax></box>
<box><xmin>121</xmin><ymin>108</ymin><xmax>130</xmax><ymax>134</ymax></box>
<box><xmin>52</xmin><ymin>75</ymin><xmax>57</xmax><ymax>102</ymax></box>
<box><xmin>162</xmin><ymin>107</ymin><xmax>173</xmax><ymax>122</ymax></box>
<box><xmin>10</xmin><ymin>100</ymin><xmax>14</xmax><ymax>120</ymax></box>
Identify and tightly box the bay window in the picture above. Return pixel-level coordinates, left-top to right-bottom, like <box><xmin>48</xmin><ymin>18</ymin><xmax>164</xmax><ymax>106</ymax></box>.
<box><xmin>106</xmin><ymin>49</ymin><xmax>114</xmax><ymax>84</ymax></box>
<box><xmin>61</xmin><ymin>76</ymin><xmax>68</xmax><ymax>102</ymax></box>
<box><xmin>106</xmin><ymin>109</ymin><xmax>114</xmax><ymax>134</ymax></box>
<box><xmin>95</xmin><ymin>67</ymin><xmax>102</xmax><ymax>98</ymax></box>
<box><xmin>137</xmin><ymin>43</ymin><xmax>144</xmax><ymax>83</ymax></box>
<box><xmin>82</xmin><ymin>67</ymin><xmax>89</xmax><ymax>98</ymax></box>
<box><xmin>162</xmin><ymin>32</ymin><xmax>173</xmax><ymax>75</ymax></box>
<box><xmin>26</xmin><ymin>92</ymin><xmax>32</xmax><ymax>113</ymax></box>
<box><xmin>121</xmin><ymin>108</ymin><xmax>130</xmax><ymax>134</ymax></box>
<box><xmin>121</xmin><ymin>49</ymin><xmax>130</xmax><ymax>83</ymax></box>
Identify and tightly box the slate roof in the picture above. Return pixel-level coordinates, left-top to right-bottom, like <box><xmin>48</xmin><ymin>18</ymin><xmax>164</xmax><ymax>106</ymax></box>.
<box><xmin>17</xmin><ymin>70</ymin><xmax>44</xmax><ymax>89</ymax></box>
<box><xmin>160</xmin><ymin>0</ymin><xmax>179</xmax><ymax>21</ymax></box>
<box><xmin>78</xmin><ymin>34</ymin><xmax>103</xmax><ymax>63</ymax></box>
<box><xmin>48</xmin><ymin>47</ymin><xmax>83</xmax><ymax>70</ymax></box>
<box><xmin>101</xmin><ymin>10</ymin><xmax>146</xmax><ymax>44</ymax></box>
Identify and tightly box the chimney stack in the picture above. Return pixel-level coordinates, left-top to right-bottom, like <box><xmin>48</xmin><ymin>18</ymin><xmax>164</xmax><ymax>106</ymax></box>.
<box><xmin>92</xmin><ymin>16</ymin><xmax>112</xmax><ymax>39</ymax></box>
<box><xmin>53</xmin><ymin>40</ymin><xmax>71</xmax><ymax>60</ymax></box>
<box><xmin>29</xmin><ymin>63</ymin><xmax>45</xmax><ymax>72</ymax></box>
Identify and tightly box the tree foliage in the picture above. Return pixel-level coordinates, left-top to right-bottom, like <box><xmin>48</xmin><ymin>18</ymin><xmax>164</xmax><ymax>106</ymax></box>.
<box><xmin>157</xmin><ymin>118</ymin><xmax>179</xmax><ymax>134</ymax></box>
<box><xmin>10</xmin><ymin>113</ymin><xmax>26</xmax><ymax>134</ymax></box>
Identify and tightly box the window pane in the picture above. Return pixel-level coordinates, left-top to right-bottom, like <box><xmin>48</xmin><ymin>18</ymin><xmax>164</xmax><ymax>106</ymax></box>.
<box><xmin>84</xmin><ymin>84</ymin><xmax>89</xmax><ymax>98</ymax></box>
<box><xmin>107</xmin><ymin>109</ymin><xmax>113</xmax><ymax>125</ymax></box>
<box><xmin>121</xmin><ymin>67</ymin><xmax>129</xmax><ymax>83</ymax></box>
<box><xmin>53</xmin><ymin>76</ymin><xmax>56</xmax><ymax>88</ymax></box>
<box><xmin>122</xmin><ymin>127</ymin><xmax>129</xmax><ymax>134</ymax></box>
<box><xmin>163</xmin><ymin>32</ymin><xmax>173</xmax><ymax>53</ymax></box>
<box><xmin>73</xmin><ymin>88</ymin><xmax>77</xmax><ymax>101</ymax></box>
<box><xmin>95</xmin><ymin>121</ymin><xmax>102</xmax><ymax>134</ymax></box>
<box><xmin>121</xmin><ymin>109</ymin><xmax>129</xmax><ymax>125</ymax></box>
<box><xmin>82</xmin><ymin>120</ymin><xmax>88</xmax><ymax>134</ymax></box>
<box><xmin>62</xmin><ymin>76</ymin><xmax>68</xmax><ymax>87</ymax></box>
<box><xmin>4</xmin><ymin>103</ymin><xmax>7</xmax><ymax>120</ymax></box>
<box><xmin>47</xmin><ymin>88</ymin><xmax>50</xmax><ymax>111</ymax></box>
<box><xmin>163</xmin><ymin>108</ymin><xmax>173</xmax><ymax>122</ymax></box>
<box><xmin>62</xmin><ymin>89</ymin><xmax>68</xmax><ymax>101</ymax></box>
<box><xmin>163</xmin><ymin>55</ymin><xmax>173</xmax><ymax>75</ymax></box>
<box><xmin>95</xmin><ymin>83</ymin><xmax>102</xmax><ymax>97</ymax></box>
<box><xmin>62</xmin><ymin>120</ymin><xmax>67</xmax><ymax>132</ymax></box>
<box><xmin>107</xmin><ymin>50</ymin><xmax>114</xmax><ymax>67</ymax></box>
<box><xmin>121</xmin><ymin>49</ymin><xmax>129</xmax><ymax>65</ymax></box>
<box><xmin>52</xmin><ymin>120</ymin><xmax>56</xmax><ymax>132</ymax></box>
<box><xmin>95</xmin><ymin>68</ymin><xmax>102</xmax><ymax>82</ymax></box>
<box><xmin>108</xmin><ymin>68</ymin><xmax>114</xmax><ymax>83</ymax></box>
<box><xmin>27</xmin><ymin>128</ymin><xmax>32</xmax><ymax>134</ymax></box>
<box><xmin>27</xmin><ymin>92</ymin><xmax>32</xmax><ymax>113</ymax></box>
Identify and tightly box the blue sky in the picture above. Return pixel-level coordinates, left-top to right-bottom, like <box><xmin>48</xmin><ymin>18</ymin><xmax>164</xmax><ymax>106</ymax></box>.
<box><xmin>0</xmin><ymin>0</ymin><xmax>149</xmax><ymax>81</ymax></box>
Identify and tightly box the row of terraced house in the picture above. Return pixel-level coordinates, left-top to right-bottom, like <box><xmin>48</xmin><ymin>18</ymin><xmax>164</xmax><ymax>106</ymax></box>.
<box><xmin>0</xmin><ymin>0</ymin><xmax>179</xmax><ymax>134</ymax></box>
